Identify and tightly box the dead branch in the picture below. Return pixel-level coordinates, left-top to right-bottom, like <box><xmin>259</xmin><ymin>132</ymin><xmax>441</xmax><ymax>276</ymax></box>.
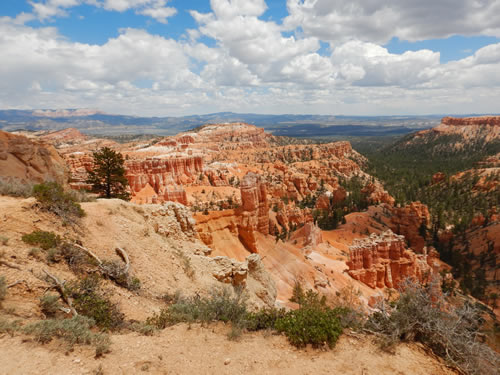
<box><xmin>115</xmin><ymin>247</ymin><xmax>130</xmax><ymax>273</ymax></box>
<box><xmin>0</xmin><ymin>260</ymin><xmax>21</xmax><ymax>270</ymax></box>
<box><xmin>7</xmin><ymin>280</ymin><xmax>31</xmax><ymax>291</ymax></box>
<box><xmin>42</xmin><ymin>269</ymin><xmax>78</xmax><ymax>317</ymax></box>
<box><xmin>72</xmin><ymin>243</ymin><xmax>103</xmax><ymax>266</ymax></box>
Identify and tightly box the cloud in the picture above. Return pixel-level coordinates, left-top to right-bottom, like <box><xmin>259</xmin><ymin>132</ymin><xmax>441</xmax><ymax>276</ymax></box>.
<box><xmin>284</xmin><ymin>0</ymin><xmax>500</xmax><ymax>44</ymax></box>
<box><xmin>1</xmin><ymin>1</ymin><xmax>500</xmax><ymax>116</ymax></box>
<box><xmin>28</xmin><ymin>0</ymin><xmax>177</xmax><ymax>23</ymax></box>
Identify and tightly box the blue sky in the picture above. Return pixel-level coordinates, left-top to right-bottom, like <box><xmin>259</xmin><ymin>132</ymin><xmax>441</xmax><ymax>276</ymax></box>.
<box><xmin>1</xmin><ymin>0</ymin><xmax>500</xmax><ymax>116</ymax></box>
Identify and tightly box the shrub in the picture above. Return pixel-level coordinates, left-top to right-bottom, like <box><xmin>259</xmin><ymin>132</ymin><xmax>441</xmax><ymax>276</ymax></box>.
<box><xmin>0</xmin><ymin>275</ymin><xmax>7</xmax><ymax>303</ymax></box>
<box><xmin>366</xmin><ymin>279</ymin><xmax>500</xmax><ymax>375</ymax></box>
<box><xmin>0</xmin><ymin>178</ymin><xmax>33</xmax><ymax>197</ymax></box>
<box><xmin>147</xmin><ymin>287</ymin><xmax>248</xmax><ymax>329</ymax></box>
<box><xmin>244</xmin><ymin>307</ymin><xmax>287</xmax><ymax>331</ymax></box>
<box><xmin>23</xmin><ymin>316</ymin><xmax>110</xmax><ymax>356</ymax></box>
<box><xmin>33</xmin><ymin>182</ymin><xmax>85</xmax><ymax>222</ymax></box>
<box><xmin>275</xmin><ymin>305</ymin><xmax>343</xmax><ymax>348</ymax></box>
<box><xmin>128</xmin><ymin>321</ymin><xmax>156</xmax><ymax>336</ymax></box>
<box><xmin>66</xmin><ymin>276</ymin><xmax>124</xmax><ymax>331</ymax></box>
<box><xmin>21</xmin><ymin>230</ymin><xmax>61</xmax><ymax>250</ymax></box>
<box><xmin>40</xmin><ymin>294</ymin><xmax>61</xmax><ymax>317</ymax></box>
<box><xmin>0</xmin><ymin>319</ymin><xmax>21</xmax><ymax>335</ymax></box>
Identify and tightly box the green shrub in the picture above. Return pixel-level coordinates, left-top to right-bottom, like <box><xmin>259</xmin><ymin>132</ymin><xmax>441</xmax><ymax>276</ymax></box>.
<box><xmin>23</xmin><ymin>316</ymin><xmax>110</xmax><ymax>356</ymax></box>
<box><xmin>100</xmin><ymin>260</ymin><xmax>141</xmax><ymax>291</ymax></box>
<box><xmin>275</xmin><ymin>306</ymin><xmax>343</xmax><ymax>348</ymax></box>
<box><xmin>244</xmin><ymin>307</ymin><xmax>287</xmax><ymax>331</ymax></box>
<box><xmin>0</xmin><ymin>276</ymin><xmax>7</xmax><ymax>303</ymax></box>
<box><xmin>40</xmin><ymin>294</ymin><xmax>61</xmax><ymax>317</ymax></box>
<box><xmin>21</xmin><ymin>230</ymin><xmax>61</xmax><ymax>250</ymax></box>
<box><xmin>66</xmin><ymin>276</ymin><xmax>124</xmax><ymax>331</ymax></box>
<box><xmin>33</xmin><ymin>182</ymin><xmax>85</xmax><ymax>221</ymax></box>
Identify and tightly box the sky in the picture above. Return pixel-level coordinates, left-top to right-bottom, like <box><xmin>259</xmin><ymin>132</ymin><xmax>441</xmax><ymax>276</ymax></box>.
<box><xmin>1</xmin><ymin>0</ymin><xmax>500</xmax><ymax>117</ymax></box>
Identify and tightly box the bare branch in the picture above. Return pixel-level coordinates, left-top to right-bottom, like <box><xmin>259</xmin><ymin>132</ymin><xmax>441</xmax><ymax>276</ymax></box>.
<box><xmin>42</xmin><ymin>269</ymin><xmax>78</xmax><ymax>317</ymax></box>
<box><xmin>0</xmin><ymin>260</ymin><xmax>21</xmax><ymax>270</ymax></box>
<box><xmin>72</xmin><ymin>243</ymin><xmax>103</xmax><ymax>265</ymax></box>
<box><xmin>115</xmin><ymin>247</ymin><xmax>130</xmax><ymax>273</ymax></box>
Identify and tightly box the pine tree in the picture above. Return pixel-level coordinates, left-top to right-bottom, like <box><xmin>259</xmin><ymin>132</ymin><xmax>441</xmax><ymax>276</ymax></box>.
<box><xmin>86</xmin><ymin>147</ymin><xmax>130</xmax><ymax>200</ymax></box>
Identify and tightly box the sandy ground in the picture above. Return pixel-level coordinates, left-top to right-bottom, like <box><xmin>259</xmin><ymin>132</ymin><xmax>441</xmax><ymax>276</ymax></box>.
<box><xmin>0</xmin><ymin>323</ymin><xmax>456</xmax><ymax>375</ymax></box>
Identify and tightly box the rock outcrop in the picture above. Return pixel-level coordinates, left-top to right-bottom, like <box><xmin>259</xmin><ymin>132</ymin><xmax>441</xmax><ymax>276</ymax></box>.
<box><xmin>0</xmin><ymin>130</ymin><xmax>67</xmax><ymax>185</ymax></box>
<box><xmin>347</xmin><ymin>230</ymin><xmax>439</xmax><ymax>289</ymax></box>
<box><xmin>390</xmin><ymin>202</ymin><xmax>430</xmax><ymax>253</ymax></box>
<box><xmin>237</xmin><ymin>172</ymin><xmax>269</xmax><ymax>253</ymax></box>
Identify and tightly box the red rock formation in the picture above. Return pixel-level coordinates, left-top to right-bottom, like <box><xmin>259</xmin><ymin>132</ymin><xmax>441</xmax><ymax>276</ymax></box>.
<box><xmin>125</xmin><ymin>156</ymin><xmax>203</xmax><ymax>193</ymax></box>
<box><xmin>347</xmin><ymin>230</ymin><xmax>439</xmax><ymax>289</ymax></box>
<box><xmin>432</xmin><ymin>172</ymin><xmax>446</xmax><ymax>184</ymax></box>
<box><xmin>0</xmin><ymin>130</ymin><xmax>67</xmax><ymax>185</ymax></box>
<box><xmin>237</xmin><ymin>172</ymin><xmax>269</xmax><ymax>252</ymax></box>
<box><xmin>64</xmin><ymin>152</ymin><xmax>94</xmax><ymax>190</ymax></box>
<box><xmin>361</xmin><ymin>183</ymin><xmax>395</xmax><ymax>205</ymax></box>
<box><xmin>441</xmin><ymin>116</ymin><xmax>500</xmax><ymax>127</ymax></box>
<box><xmin>390</xmin><ymin>202</ymin><xmax>430</xmax><ymax>253</ymax></box>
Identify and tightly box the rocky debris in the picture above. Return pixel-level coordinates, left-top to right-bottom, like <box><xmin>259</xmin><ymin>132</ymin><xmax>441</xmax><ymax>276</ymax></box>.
<box><xmin>0</xmin><ymin>130</ymin><xmax>68</xmax><ymax>185</ymax></box>
<box><xmin>347</xmin><ymin>230</ymin><xmax>440</xmax><ymax>289</ymax></box>
<box><xmin>390</xmin><ymin>202</ymin><xmax>430</xmax><ymax>253</ymax></box>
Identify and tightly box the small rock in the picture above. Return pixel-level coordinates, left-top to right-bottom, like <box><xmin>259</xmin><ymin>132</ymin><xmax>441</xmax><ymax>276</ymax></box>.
<box><xmin>224</xmin><ymin>358</ymin><xmax>231</xmax><ymax>365</ymax></box>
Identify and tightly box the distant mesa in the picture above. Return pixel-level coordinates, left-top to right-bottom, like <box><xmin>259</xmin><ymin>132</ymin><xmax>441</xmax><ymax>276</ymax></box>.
<box><xmin>441</xmin><ymin>116</ymin><xmax>500</xmax><ymax>127</ymax></box>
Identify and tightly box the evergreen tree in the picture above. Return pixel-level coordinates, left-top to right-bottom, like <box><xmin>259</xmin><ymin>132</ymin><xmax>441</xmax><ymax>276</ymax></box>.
<box><xmin>87</xmin><ymin>147</ymin><xmax>130</xmax><ymax>200</ymax></box>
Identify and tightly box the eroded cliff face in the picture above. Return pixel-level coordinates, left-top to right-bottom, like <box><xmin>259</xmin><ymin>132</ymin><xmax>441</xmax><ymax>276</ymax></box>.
<box><xmin>0</xmin><ymin>130</ymin><xmax>67</xmax><ymax>185</ymax></box>
<box><xmin>347</xmin><ymin>230</ymin><xmax>440</xmax><ymax>289</ymax></box>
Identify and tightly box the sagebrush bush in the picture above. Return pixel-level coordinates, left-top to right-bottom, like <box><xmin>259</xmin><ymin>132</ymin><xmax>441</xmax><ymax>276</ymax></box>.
<box><xmin>21</xmin><ymin>230</ymin><xmax>61</xmax><ymax>250</ymax></box>
<box><xmin>23</xmin><ymin>316</ymin><xmax>111</xmax><ymax>356</ymax></box>
<box><xmin>0</xmin><ymin>319</ymin><xmax>21</xmax><ymax>335</ymax></box>
<box><xmin>0</xmin><ymin>178</ymin><xmax>33</xmax><ymax>197</ymax></box>
<box><xmin>128</xmin><ymin>321</ymin><xmax>156</xmax><ymax>336</ymax></box>
<box><xmin>33</xmin><ymin>182</ymin><xmax>85</xmax><ymax>221</ymax></box>
<box><xmin>66</xmin><ymin>276</ymin><xmax>124</xmax><ymax>331</ymax></box>
<box><xmin>148</xmin><ymin>287</ymin><xmax>248</xmax><ymax>329</ymax></box>
<box><xmin>367</xmin><ymin>279</ymin><xmax>500</xmax><ymax>375</ymax></box>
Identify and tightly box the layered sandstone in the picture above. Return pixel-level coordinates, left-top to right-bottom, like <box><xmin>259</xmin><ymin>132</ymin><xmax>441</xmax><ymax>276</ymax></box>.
<box><xmin>0</xmin><ymin>130</ymin><xmax>67</xmax><ymax>185</ymax></box>
<box><xmin>347</xmin><ymin>230</ymin><xmax>439</xmax><ymax>289</ymax></box>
